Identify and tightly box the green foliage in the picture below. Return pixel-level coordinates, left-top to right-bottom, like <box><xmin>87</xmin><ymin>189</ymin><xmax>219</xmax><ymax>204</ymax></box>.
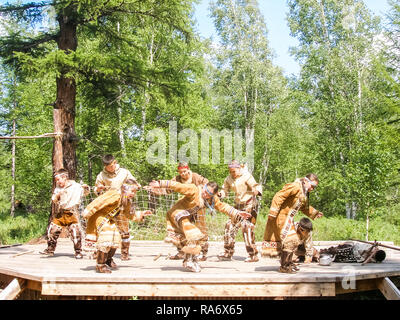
<box><xmin>286</xmin><ymin>0</ymin><xmax>399</xmax><ymax>219</ymax></box>
<box><xmin>0</xmin><ymin>0</ymin><xmax>399</xmax><ymax>247</ymax></box>
<box><xmin>0</xmin><ymin>0</ymin><xmax>208</xmax><ymax>212</ymax></box>
<box><xmin>309</xmin><ymin>215</ymin><xmax>400</xmax><ymax>246</ymax></box>
<box><xmin>0</xmin><ymin>209</ymin><xmax>48</xmax><ymax>245</ymax></box>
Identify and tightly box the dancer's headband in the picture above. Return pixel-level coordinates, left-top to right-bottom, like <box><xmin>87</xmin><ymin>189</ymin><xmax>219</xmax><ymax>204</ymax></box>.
<box><xmin>54</xmin><ymin>172</ymin><xmax>68</xmax><ymax>178</ymax></box>
<box><xmin>305</xmin><ymin>177</ymin><xmax>317</xmax><ymax>187</ymax></box>
<box><xmin>228</xmin><ymin>162</ymin><xmax>241</xmax><ymax>169</ymax></box>
<box><xmin>203</xmin><ymin>185</ymin><xmax>215</xmax><ymax>196</ymax></box>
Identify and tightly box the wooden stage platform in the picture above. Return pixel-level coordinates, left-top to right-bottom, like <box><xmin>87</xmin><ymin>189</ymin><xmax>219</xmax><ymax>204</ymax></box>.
<box><xmin>1</xmin><ymin>239</ymin><xmax>400</xmax><ymax>300</ymax></box>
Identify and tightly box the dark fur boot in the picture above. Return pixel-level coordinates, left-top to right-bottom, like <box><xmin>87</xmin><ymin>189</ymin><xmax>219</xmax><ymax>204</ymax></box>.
<box><xmin>120</xmin><ymin>241</ymin><xmax>130</xmax><ymax>261</ymax></box>
<box><xmin>279</xmin><ymin>251</ymin><xmax>296</xmax><ymax>273</ymax></box>
<box><xmin>96</xmin><ymin>251</ymin><xmax>112</xmax><ymax>273</ymax></box>
<box><xmin>106</xmin><ymin>248</ymin><xmax>118</xmax><ymax>269</ymax></box>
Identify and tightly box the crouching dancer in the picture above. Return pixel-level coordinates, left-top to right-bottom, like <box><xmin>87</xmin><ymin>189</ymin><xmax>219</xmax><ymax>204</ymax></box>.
<box><xmin>94</xmin><ymin>154</ymin><xmax>140</xmax><ymax>260</ymax></box>
<box><xmin>280</xmin><ymin>217</ymin><xmax>318</xmax><ymax>273</ymax></box>
<box><xmin>40</xmin><ymin>168</ymin><xmax>89</xmax><ymax>259</ymax></box>
<box><xmin>147</xmin><ymin>180</ymin><xmax>251</xmax><ymax>273</ymax></box>
<box><xmin>83</xmin><ymin>179</ymin><xmax>152</xmax><ymax>273</ymax></box>
<box><xmin>292</xmin><ymin>218</ymin><xmax>319</xmax><ymax>264</ymax></box>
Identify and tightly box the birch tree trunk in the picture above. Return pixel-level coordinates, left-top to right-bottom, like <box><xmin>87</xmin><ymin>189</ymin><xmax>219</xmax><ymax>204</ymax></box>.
<box><xmin>10</xmin><ymin>118</ymin><xmax>16</xmax><ymax>217</ymax></box>
<box><xmin>141</xmin><ymin>33</ymin><xmax>154</xmax><ymax>140</ymax></box>
<box><xmin>118</xmin><ymin>102</ymin><xmax>126</xmax><ymax>157</ymax></box>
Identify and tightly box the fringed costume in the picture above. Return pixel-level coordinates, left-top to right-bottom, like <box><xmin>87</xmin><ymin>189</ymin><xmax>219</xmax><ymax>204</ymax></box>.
<box><xmin>279</xmin><ymin>221</ymin><xmax>319</xmax><ymax>273</ymax></box>
<box><xmin>261</xmin><ymin>178</ymin><xmax>321</xmax><ymax>258</ymax></box>
<box><xmin>41</xmin><ymin>180</ymin><xmax>85</xmax><ymax>258</ymax></box>
<box><xmin>83</xmin><ymin>189</ymin><xmax>147</xmax><ymax>273</ymax></box>
<box><xmin>292</xmin><ymin>222</ymin><xmax>319</xmax><ymax>263</ymax></box>
<box><xmin>158</xmin><ymin>180</ymin><xmax>245</xmax><ymax>272</ymax></box>
<box><xmin>164</xmin><ymin>171</ymin><xmax>209</xmax><ymax>260</ymax></box>
<box><xmin>94</xmin><ymin>164</ymin><xmax>138</xmax><ymax>260</ymax></box>
<box><xmin>219</xmin><ymin>169</ymin><xmax>262</xmax><ymax>262</ymax></box>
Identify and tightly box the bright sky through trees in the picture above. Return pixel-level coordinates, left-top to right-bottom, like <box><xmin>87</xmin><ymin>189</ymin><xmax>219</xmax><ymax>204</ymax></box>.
<box><xmin>193</xmin><ymin>0</ymin><xmax>391</xmax><ymax>76</ymax></box>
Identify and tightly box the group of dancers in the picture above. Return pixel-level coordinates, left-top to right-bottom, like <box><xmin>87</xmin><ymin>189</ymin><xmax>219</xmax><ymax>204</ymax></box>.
<box><xmin>40</xmin><ymin>155</ymin><xmax>386</xmax><ymax>274</ymax></box>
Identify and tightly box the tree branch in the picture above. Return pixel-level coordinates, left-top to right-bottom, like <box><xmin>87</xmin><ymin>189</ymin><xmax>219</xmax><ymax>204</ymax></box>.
<box><xmin>0</xmin><ymin>32</ymin><xmax>58</xmax><ymax>56</ymax></box>
<box><xmin>387</xmin><ymin>118</ymin><xmax>400</xmax><ymax>125</ymax></box>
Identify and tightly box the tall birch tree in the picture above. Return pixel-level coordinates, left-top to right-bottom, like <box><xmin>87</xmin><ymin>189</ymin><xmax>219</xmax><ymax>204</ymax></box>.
<box><xmin>287</xmin><ymin>0</ymin><xmax>395</xmax><ymax>218</ymax></box>
<box><xmin>209</xmin><ymin>0</ymin><xmax>287</xmax><ymax>180</ymax></box>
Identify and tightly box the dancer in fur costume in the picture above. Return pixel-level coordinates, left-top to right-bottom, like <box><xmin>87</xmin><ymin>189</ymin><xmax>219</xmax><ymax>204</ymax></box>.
<box><xmin>83</xmin><ymin>179</ymin><xmax>151</xmax><ymax>273</ymax></box>
<box><xmin>261</xmin><ymin>174</ymin><xmax>323</xmax><ymax>259</ymax></box>
<box><xmin>147</xmin><ymin>180</ymin><xmax>251</xmax><ymax>273</ymax></box>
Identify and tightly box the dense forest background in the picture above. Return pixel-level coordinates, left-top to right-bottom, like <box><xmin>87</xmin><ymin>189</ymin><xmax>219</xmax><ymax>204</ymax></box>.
<box><xmin>1</xmin><ymin>0</ymin><xmax>400</xmax><ymax>244</ymax></box>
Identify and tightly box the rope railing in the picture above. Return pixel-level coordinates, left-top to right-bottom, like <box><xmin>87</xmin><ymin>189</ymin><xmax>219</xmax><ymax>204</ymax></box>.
<box><xmin>0</xmin><ymin>132</ymin><xmax>62</xmax><ymax>140</ymax></box>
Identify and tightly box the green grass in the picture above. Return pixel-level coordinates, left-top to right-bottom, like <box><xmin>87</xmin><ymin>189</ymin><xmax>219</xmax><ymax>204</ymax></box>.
<box><xmin>130</xmin><ymin>209</ymin><xmax>400</xmax><ymax>245</ymax></box>
<box><xmin>307</xmin><ymin>215</ymin><xmax>400</xmax><ymax>245</ymax></box>
<box><xmin>1</xmin><ymin>207</ymin><xmax>399</xmax><ymax>246</ymax></box>
<box><xmin>0</xmin><ymin>209</ymin><xmax>48</xmax><ymax>245</ymax></box>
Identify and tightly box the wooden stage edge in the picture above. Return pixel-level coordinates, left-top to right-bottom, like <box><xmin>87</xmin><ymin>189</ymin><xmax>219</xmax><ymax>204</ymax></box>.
<box><xmin>1</xmin><ymin>240</ymin><xmax>400</xmax><ymax>300</ymax></box>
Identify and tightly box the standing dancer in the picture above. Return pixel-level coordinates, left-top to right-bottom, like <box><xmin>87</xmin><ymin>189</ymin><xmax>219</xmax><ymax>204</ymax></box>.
<box><xmin>149</xmin><ymin>161</ymin><xmax>210</xmax><ymax>261</ymax></box>
<box><xmin>217</xmin><ymin>160</ymin><xmax>263</xmax><ymax>262</ymax></box>
<box><xmin>40</xmin><ymin>168</ymin><xmax>89</xmax><ymax>259</ymax></box>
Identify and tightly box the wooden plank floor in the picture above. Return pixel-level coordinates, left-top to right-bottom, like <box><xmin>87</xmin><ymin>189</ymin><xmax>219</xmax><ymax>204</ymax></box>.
<box><xmin>1</xmin><ymin>239</ymin><xmax>400</xmax><ymax>298</ymax></box>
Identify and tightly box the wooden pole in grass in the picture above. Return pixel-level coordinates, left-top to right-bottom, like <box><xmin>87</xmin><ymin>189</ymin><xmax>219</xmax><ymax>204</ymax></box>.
<box><xmin>10</xmin><ymin>119</ymin><xmax>16</xmax><ymax>217</ymax></box>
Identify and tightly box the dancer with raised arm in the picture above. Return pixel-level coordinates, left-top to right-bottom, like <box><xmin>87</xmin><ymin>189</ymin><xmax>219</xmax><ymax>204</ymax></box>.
<box><xmin>147</xmin><ymin>180</ymin><xmax>251</xmax><ymax>273</ymax></box>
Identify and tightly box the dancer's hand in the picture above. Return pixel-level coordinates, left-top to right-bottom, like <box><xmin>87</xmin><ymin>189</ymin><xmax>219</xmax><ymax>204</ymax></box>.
<box><xmin>252</xmin><ymin>188</ymin><xmax>260</xmax><ymax>196</ymax></box>
<box><xmin>217</xmin><ymin>190</ymin><xmax>225</xmax><ymax>198</ymax></box>
<box><xmin>238</xmin><ymin>211</ymin><xmax>252</xmax><ymax>220</ymax></box>
<box><xmin>315</xmin><ymin>211</ymin><xmax>323</xmax><ymax>219</ymax></box>
<box><xmin>96</xmin><ymin>185</ymin><xmax>106</xmax><ymax>193</ymax></box>
<box><xmin>142</xmin><ymin>210</ymin><xmax>153</xmax><ymax>217</ymax></box>
<box><xmin>148</xmin><ymin>180</ymin><xmax>160</xmax><ymax>188</ymax></box>
<box><xmin>304</xmin><ymin>256</ymin><xmax>312</xmax><ymax>264</ymax></box>
<box><xmin>82</xmin><ymin>184</ymin><xmax>90</xmax><ymax>196</ymax></box>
